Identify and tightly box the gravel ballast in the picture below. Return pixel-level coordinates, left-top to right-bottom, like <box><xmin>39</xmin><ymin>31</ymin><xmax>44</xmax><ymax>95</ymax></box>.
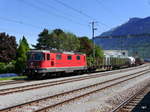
<box><xmin>0</xmin><ymin>64</ymin><xmax>147</xmax><ymax>90</ymax></box>
<box><xmin>48</xmin><ymin>72</ymin><xmax>150</xmax><ymax>112</ymax></box>
<box><xmin>0</xmin><ymin>65</ymin><xmax>149</xmax><ymax>111</ymax></box>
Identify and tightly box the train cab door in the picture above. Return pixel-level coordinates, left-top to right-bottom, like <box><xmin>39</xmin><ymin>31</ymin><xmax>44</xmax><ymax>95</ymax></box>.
<box><xmin>46</xmin><ymin>54</ymin><xmax>51</xmax><ymax>67</ymax></box>
<box><xmin>46</xmin><ymin>53</ymin><xmax>55</xmax><ymax>67</ymax></box>
<box><xmin>51</xmin><ymin>58</ymin><xmax>55</xmax><ymax>67</ymax></box>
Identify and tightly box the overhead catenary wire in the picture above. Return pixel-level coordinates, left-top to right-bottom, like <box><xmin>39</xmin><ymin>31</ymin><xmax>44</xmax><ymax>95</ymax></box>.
<box><xmin>35</xmin><ymin>0</ymin><xmax>89</xmax><ymax>26</ymax></box>
<box><xmin>0</xmin><ymin>16</ymin><xmax>44</xmax><ymax>29</ymax></box>
<box><xmin>148</xmin><ymin>0</ymin><xmax>150</xmax><ymax>5</ymax></box>
<box><xmin>54</xmin><ymin>0</ymin><xmax>93</xmax><ymax>20</ymax></box>
<box><xmin>0</xmin><ymin>26</ymin><xmax>37</xmax><ymax>44</ymax></box>
<box><xmin>0</xmin><ymin>0</ymin><xmax>111</xmax><ymax>40</ymax></box>
<box><xmin>20</xmin><ymin>0</ymin><xmax>89</xmax><ymax>28</ymax></box>
<box><xmin>95</xmin><ymin>0</ymin><xmax>123</xmax><ymax>22</ymax></box>
<box><xmin>53</xmin><ymin>0</ymin><xmax>110</xmax><ymax>28</ymax></box>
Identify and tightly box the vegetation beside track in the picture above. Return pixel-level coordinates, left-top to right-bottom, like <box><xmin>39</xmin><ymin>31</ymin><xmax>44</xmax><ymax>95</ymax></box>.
<box><xmin>0</xmin><ymin>76</ymin><xmax>27</xmax><ymax>81</ymax></box>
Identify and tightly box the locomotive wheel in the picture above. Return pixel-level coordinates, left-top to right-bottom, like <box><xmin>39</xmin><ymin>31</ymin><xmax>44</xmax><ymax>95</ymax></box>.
<box><xmin>27</xmin><ymin>74</ymin><xmax>36</xmax><ymax>80</ymax></box>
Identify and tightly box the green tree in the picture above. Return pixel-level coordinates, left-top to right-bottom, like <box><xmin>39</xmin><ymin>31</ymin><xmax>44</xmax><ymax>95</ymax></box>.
<box><xmin>78</xmin><ymin>36</ymin><xmax>104</xmax><ymax>66</ymax></box>
<box><xmin>22</xmin><ymin>36</ymin><xmax>30</xmax><ymax>51</ymax></box>
<box><xmin>33</xmin><ymin>29</ymin><xmax>80</xmax><ymax>51</ymax></box>
<box><xmin>79</xmin><ymin>36</ymin><xmax>104</xmax><ymax>58</ymax></box>
<box><xmin>33</xmin><ymin>29</ymin><xmax>64</xmax><ymax>49</ymax></box>
<box><xmin>15</xmin><ymin>37</ymin><xmax>30</xmax><ymax>73</ymax></box>
<box><xmin>95</xmin><ymin>45</ymin><xmax>104</xmax><ymax>58</ymax></box>
<box><xmin>78</xmin><ymin>36</ymin><xmax>93</xmax><ymax>56</ymax></box>
<box><xmin>65</xmin><ymin>32</ymin><xmax>80</xmax><ymax>51</ymax></box>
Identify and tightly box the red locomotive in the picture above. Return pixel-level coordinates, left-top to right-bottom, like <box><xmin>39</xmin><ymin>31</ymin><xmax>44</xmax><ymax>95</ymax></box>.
<box><xmin>24</xmin><ymin>49</ymin><xmax>143</xmax><ymax>79</ymax></box>
<box><xmin>25</xmin><ymin>50</ymin><xmax>87</xmax><ymax>78</ymax></box>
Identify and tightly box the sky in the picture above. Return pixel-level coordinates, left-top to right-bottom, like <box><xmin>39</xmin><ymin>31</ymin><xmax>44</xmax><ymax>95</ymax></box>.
<box><xmin>0</xmin><ymin>0</ymin><xmax>150</xmax><ymax>46</ymax></box>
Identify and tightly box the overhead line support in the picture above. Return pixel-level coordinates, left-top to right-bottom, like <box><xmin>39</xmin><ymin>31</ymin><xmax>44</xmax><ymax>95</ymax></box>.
<box><xmin>90</xmin><ymin>21</ymin><xmax>98</xmax><ymax>59</ymax></box>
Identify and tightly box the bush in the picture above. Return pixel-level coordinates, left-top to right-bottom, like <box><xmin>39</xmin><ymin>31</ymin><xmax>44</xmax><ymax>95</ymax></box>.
<box><xmin>87</xmin><ymin>56</ymin><xmax>95</xmax><ymax>66</ymax></box>
<box><xmin>15</xmin><ymin>57</ymin><xmax>26</xmax><ymax>73</ymax></box>
<box><xmin>0</xmin><ymin>61</ymin><xmax>16</xmax><ymax>74</ymax></box>
<box><xmin>0</xmin><ymin>62</ymin><xmax>6</xmax><ymax>73</ymax></box>
<box><xmin>5</xmin><ymin>61</ymin><xmax>16</xmax><ymax>73</ymax></box>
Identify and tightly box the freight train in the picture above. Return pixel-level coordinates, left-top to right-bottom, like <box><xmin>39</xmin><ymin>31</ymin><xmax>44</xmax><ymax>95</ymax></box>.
<box><xmin>24</xmin><ymin>50</ymin><xmax>141</xmax><ymax>79</ymax></box>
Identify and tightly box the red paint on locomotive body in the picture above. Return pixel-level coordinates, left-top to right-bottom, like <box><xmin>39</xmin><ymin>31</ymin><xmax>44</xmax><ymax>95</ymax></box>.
<box><xmin>26</xmin><ymin>50</ymin><xmax>87</xmax><ymax>74</ymax></box>
<box><xmin>41</xmin><ymin>52</ymin><xmax>87</xmax><ymax>68</ymax></box>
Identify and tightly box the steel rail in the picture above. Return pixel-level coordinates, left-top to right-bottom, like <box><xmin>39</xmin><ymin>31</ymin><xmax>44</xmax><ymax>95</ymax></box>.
<box><xmin>0</xmin><ymin>65</ymin><xmax>147</xmax><ymax>95</ymax></box>
<box><xmin>0</xmin><ymin>80</ymin><xmax>27</xmax><ymax>86</ymax></box>
<box><xmin>34</xmin><ymin>70</ymin><xmax>150</xmax><ymax>112</ymax></box>
<box><xmin>0</xmin><ymin>69</ymin><xmax>149</xmax><ymax>112</ymax></box>
<box><xmin>110</xmin><ymin>85</ymin><xmax>150</xmax><ymax>112</ymax></box>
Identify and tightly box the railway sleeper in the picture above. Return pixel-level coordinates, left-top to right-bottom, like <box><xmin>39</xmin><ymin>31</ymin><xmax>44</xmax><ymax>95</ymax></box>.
<box><xmin>128</xmin><ymin>102</ymin><xmax>138</xmax><ymax>106</ymax></box>
<box><xmin>121</xmin><ymin>108</ymin><xmax>132</xmax><ymax>112</ymax></box>
<box><xmin>124</xmin><ymin>105</ymin><xmax>134</xmax><ymax>109</ymax></box>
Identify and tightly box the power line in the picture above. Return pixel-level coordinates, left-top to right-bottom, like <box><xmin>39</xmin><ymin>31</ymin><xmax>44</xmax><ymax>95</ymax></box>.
<box><xmin>20</xmin><ymin>0</ymin><xmax>88</xmax><ymax>28</ymax></box>
<box><xmin>0</xmin><ymin>17</ymin><xmax>47</xmax><ymax>45</ymax></box>
<box><xmin>97</xmin><ymin>21</ymin><xmax>110</xmax><ymax>28</ymax></box>
<box><xmin>36</xmin><ymin>0</ymin><xmax>87</xmax><ymax>24</ymax></box>
<box><xmin>96</xmin><ymin>0</ymin><xmax>114</xmax><ymax>15</ymax></box>
<box><xmin>0</xmin><ymin>16</ymin><xmax>44</xmax><ymax>29</ymax></box>
<box><xmin>95</xmin><ymin>0</ymin><xmax>123</xmax><ymax>22</ymax></box>
<box><xmin>36</xmin><ymin>0</ymin><xmax>89</xmax><ymax>27</ymax></box>
<box><xmin>0</xmin><ymin>27</ymin><xmax>36</xmax><ymax>42</ymax></box>
<box><xmin>54</xmin><ymin>0</ymin><xmax>93</xmax><ymax>20</ymax></box>
<box><xmin>53</xmin><ymin>0</ymin><xmax>109</xmax><ymax>28</ymax></box>
<box><xmin>148</xmin><ymin>0</ymin><xmax>150</xmax><ymax>5</ymax></box>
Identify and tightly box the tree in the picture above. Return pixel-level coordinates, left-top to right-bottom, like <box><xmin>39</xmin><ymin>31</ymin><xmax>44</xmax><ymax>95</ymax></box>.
<box><xmin>22</xmin><ymin>36</ymin><xmax>30</xmax><ymax>51</ymax></box>
<box><xmin>0</xmin><ymin>33</ymin><xmax>17</xmax><ymax>62</ymax></box>
<box><xmin>65</xmin><ymin>32</ymin><xmax>80</xmax><ymax>51</ymax></box>
<box><xmin>94</xmin><ymin>45</ymin><xmax>104</xmax><ymax>58</ymax></box>
<box><xmin>33</xmin><ymin>29</ymin><xmax>63</xmax><ymax>49</ymax></box>
<box><xmin>33</xmin><ymin>29</ymin><xmax>80</xmax><ymax>51</ymax></box>
<box><xmin>15</xmin><ymin>36</ymin><xmax>30</xmax><ymax>73</ymax></box>
<box><xmin>78</xmin><ymin>36</ymin><xmax>94</xmax><ymax>56</ymax></box>
<box><xmin>78</xmin><ymin>36</ymin><xmax>104</xmax><ymax>66</ymax></box>
<box><xmin>34</xmin><ymin>29</ymin><xmax>104</xmax><ymax>58</ymax></box>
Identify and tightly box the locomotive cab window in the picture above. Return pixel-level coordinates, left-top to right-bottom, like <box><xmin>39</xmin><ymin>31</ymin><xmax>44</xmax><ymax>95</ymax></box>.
<box><xmin>47</xmin><ymin>54</ymin><xmax>50</xmax><ymax>60</ymax></box>
<box><xmin>56</xmin><ymin>54</ymin><xmax>62</xmax><ymax>60</ymax></box>
<box><xmin>67</xmin><ymin>55</ymin><xmax>72</xmax><ymax>60</ymax></box>
<box><xmin>76</xmin><ymin>56</ymin><xmax>80</xmax><ymax>60</ymax></box>
<box><xmin>27</xmin><ymin>53</ymin><xmax>44</xmax><ymax>61</ymax></box>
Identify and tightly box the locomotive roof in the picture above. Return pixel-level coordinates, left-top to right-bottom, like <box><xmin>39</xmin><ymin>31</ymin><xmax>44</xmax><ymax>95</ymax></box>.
<box><xmin>29</xmin><ymin>50</ymin><xmax>50</xmax><ymax>53</ymax></box>
<box><xmin>29</xmin><ymin>50</ymin><xmax>85</xmax><ymax>55</ymax></box>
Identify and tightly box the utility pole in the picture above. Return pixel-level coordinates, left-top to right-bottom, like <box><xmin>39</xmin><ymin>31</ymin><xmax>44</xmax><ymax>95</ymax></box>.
<box><xmin>90</xmin><ymin>21</ymin><xmax>97</xmax><ymax>59</ymax></box>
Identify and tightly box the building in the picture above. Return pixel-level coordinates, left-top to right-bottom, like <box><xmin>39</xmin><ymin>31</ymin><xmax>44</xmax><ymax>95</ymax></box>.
<box><xmin>104</xmin><ymin>50</ymin><xmax>128</xmax><ymax>58</ymax></box>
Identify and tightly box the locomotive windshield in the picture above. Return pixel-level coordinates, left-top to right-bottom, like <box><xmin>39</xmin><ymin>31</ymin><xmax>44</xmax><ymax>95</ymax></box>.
<box><xmin>27</xmin><ymin>53</ymin><xmax>44</xmax><ymax>61</ymax></box>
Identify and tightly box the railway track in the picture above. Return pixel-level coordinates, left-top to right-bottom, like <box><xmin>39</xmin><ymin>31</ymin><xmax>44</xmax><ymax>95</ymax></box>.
<box><xmin>110</xmin><ymin>84</ymin><xmax>150</xmax><ymax>112</ymax></box>
<box><xmin>0</xmin><ymin>65</ymin><xmax>148</xmax><ymax>95</ymax></box>
<box><xmin>0</xmin><ymin>64</ymin><xmax>147</xmax><ymax>88</ymax></box>
<box><xmin>0</xmin><ymin>80</ymin><xmax>28</xmax><ymax>86</ymax></box>
<box><xmin>0</xmin><ymin>68</ymin><xmax>149</xmax><ymax>112</ymax></box>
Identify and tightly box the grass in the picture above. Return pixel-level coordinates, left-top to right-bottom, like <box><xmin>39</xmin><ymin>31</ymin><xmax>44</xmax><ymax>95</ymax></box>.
<box><xmin>0</xmin><ymin>76</ymin><xmax>27</xmax><ymax>81</ymax></box>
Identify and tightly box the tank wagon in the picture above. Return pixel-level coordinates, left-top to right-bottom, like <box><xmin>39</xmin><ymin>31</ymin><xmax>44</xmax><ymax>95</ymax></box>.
<box><xmin>24</xmin><ymin>50</ymin><xmax>137</xmax><ymax>79</ymax></box>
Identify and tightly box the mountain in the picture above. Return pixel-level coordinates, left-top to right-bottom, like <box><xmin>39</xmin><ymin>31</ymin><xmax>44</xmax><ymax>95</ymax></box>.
<box><xmin>95</xmin><ymin>17</ymin><xmax>150</xmax><ymax>59</ymax></box>
<box><xmin>101</xmin><ymin>17</ymin><xmax>150</xmax><ymax>36</ymax></box>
